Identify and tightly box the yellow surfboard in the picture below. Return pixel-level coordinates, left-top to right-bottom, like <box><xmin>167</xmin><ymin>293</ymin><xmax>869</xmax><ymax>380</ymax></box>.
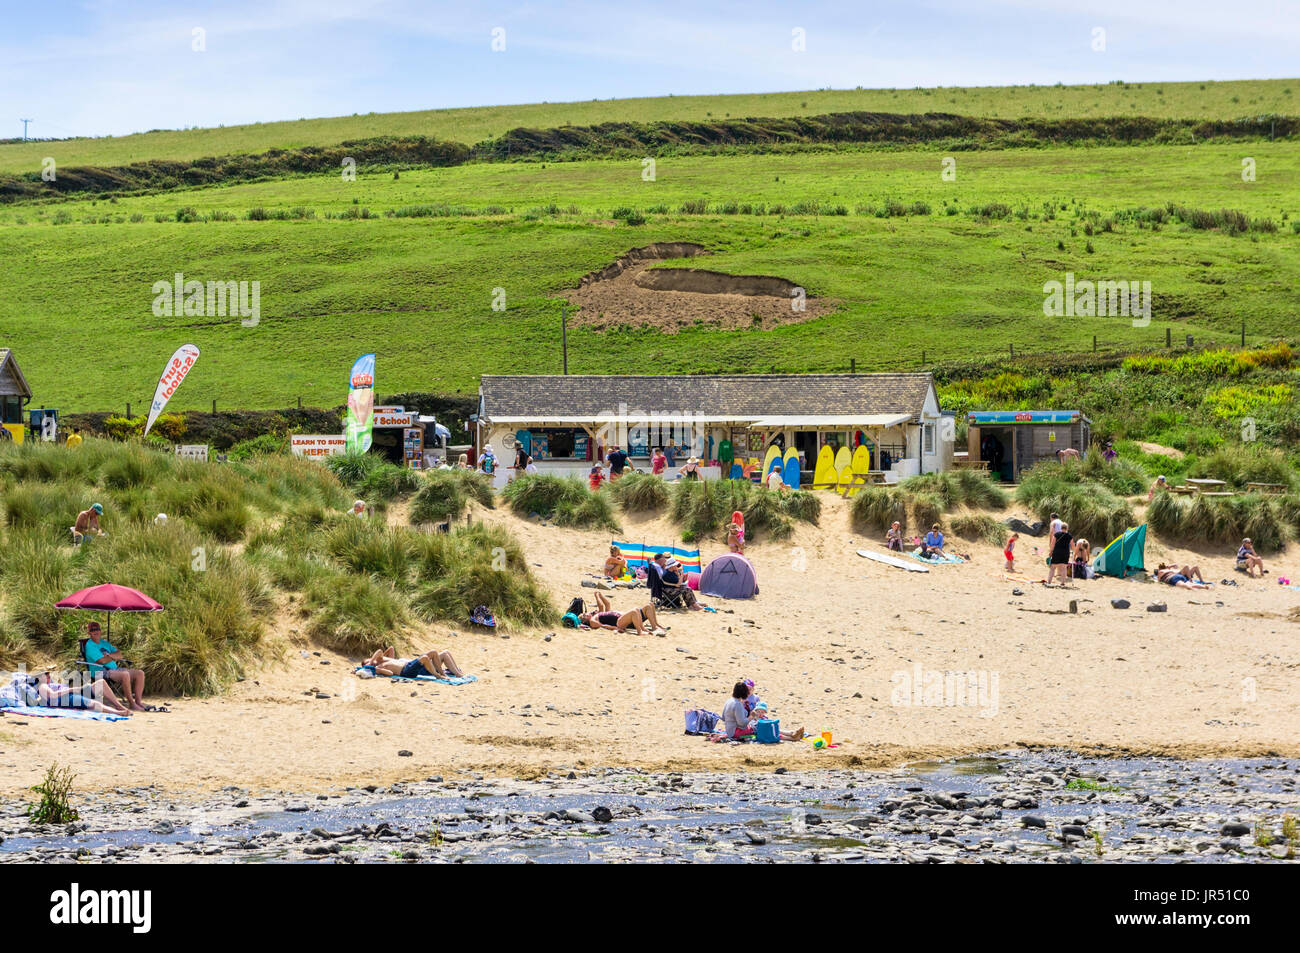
<box><xmin>813</xmin><ymin>445</ymin><xmax>836</xmax><ymax>487</ymax></box>
<box><xmin>833</xmin><ymin>445</ymin><xmax>852</xmax><ymax>475</ymax></box>
<box><xmin>851</xmin><ymin>444</ymin><xmax>871</xmax><ymax>475</ymax></box>
<box><xmin>762</xmin><ymin>444</ymin><xmax>782</xmax><ymax>476</ymax></box>
<box><xmin>837</xmin><ymin>463</ymin><xmax>855</xmax><ymax>494</ymax></box>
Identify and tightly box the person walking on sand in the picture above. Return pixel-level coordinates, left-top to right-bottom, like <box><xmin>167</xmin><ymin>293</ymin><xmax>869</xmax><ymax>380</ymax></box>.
<box><xmin>1047</xmin><ymin>522</ymin><xmax>1073</xmax><ymax>586</ymax></box>
<box><xmin>606</xmin><ymin>444</ymin><xmax>629</xmax><ymax>481</ymax></box>
<box><xmin>365</xmin><ymin>646</ymin><xmax>464</xmax><ymax>679</ymax></box>
<box><xmin>1003</xmin><ymin>532</ymin><xmax>1018</xmax><ymax>571</ymax></box>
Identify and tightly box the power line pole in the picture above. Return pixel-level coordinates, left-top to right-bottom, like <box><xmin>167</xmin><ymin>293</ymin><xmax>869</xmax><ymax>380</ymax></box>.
<box><xmin>561</xmin><ymin>306</ymin><xmax>569</xmax><ymax>375</ymax></box>
<box><xmin>20</xmin><ymin>119</ymin><xmax>32</xmax><ymax>141</ymax></box>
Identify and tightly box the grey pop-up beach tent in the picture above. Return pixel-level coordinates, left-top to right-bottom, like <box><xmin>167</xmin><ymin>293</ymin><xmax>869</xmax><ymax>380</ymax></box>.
<box><xmin>699</xmin><ymin>553</ymin><xmax>759</xmax><ymax>599</ymax></box>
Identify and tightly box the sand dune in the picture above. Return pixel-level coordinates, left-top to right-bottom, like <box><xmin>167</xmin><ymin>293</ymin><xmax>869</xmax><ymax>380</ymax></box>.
<box><xmin>3</xmin><ymin>494</ymin><xmax>1297</xmax><ymax>796</ymax></box>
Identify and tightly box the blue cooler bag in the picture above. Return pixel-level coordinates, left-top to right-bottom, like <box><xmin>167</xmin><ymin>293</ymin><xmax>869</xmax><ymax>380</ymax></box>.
<box><xmin>755</xmin><ymin>719</ymin><xmax>780</xmax><ymax>744</ymax></box>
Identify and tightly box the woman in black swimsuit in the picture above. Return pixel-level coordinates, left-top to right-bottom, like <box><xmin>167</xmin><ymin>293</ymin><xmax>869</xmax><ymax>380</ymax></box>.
<box><xmin>1047</xmin><ymin>521</ymin><xmax>1073</xmax><ymax>587</ymax></box>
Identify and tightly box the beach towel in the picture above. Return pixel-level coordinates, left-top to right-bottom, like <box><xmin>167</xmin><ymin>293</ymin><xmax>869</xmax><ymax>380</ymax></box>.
<box><xmin>611</xmin><ymin>542</ymin><xmax>702</xmax><ymax>575</ymax></box>
<box><xmin>1</xmin><ymin>705</ymin><xmax>128</xmax><ymax>722</ymax></box>
<box><xmin>354</xmin><ymin>666</ymin><xmax>477</xmax><ymax>686</ymax></box>
<box><xmin>909</xmin><ymin>549</ymin><xmax>965</xmax><ymax>565</ymax></box>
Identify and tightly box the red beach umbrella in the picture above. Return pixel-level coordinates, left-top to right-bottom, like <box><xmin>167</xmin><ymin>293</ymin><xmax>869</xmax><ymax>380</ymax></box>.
<box><xmin>55</xmin><ymin>584</ymin><xmax>164</xmax><ymax>642</ymax></box>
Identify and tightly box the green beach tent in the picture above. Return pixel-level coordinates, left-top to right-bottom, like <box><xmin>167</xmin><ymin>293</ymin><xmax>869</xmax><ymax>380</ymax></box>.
<box><xmin>1092</xmin><ymin>524</ymin><xmax>1147</xmax><ymax>578</ymax></box>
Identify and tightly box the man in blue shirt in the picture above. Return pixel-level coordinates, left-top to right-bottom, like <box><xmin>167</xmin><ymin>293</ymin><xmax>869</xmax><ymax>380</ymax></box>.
<box><xmin>85</xmin><ymin>622</ymin><xmax>149</xmax><ymax>711</ymax></box>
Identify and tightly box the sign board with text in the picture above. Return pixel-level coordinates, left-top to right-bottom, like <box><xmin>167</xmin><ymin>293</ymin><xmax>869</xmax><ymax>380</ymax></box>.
<box><xmin>373</xmin><ymin>411</ymin><xmax>415</xmax><ymax>428</ymax></box>
<box><xmin>291</xmin><ymin>434</ymin><xmax>347</xmax><ymax>458</ymax></box>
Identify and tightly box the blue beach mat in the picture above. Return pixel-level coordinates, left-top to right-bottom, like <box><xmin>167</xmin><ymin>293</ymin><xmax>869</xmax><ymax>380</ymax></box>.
<box><xmin>2</xmin><ymin>705</ymin><xmax>128</xmax><ymax>722</ymax></box>
<box><xmin>908</xmin><ymin>549</ymin><xmax>966</xmax><ymax>565</ymax></box>
<box><xmin>355</xmin><ymin>666</ymin><xmax>477</xmax><ymax>686</ymax></box>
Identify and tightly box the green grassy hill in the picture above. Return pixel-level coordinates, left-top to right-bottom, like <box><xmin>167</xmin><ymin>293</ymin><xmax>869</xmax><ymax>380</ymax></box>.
<box><xmin>0</xmin><ymin>79</ymin><xmax>1297</xmax><ymax>417</ymax></box>
<box><xmin>0</xmin><ymin>78</ymin><xmax>1294</xmax><ymax>174</ymax></box>
<box><xmin>2</xmin><ymin>142</ymin><xmax>1297</xmax><ymax>412</ymax></box>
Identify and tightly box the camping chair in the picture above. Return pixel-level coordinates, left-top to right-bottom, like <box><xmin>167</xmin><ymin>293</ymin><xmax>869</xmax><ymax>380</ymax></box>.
<box><xmin>74</xmin><ymin>639</ymin><xmax>133</xmax><ymax>680</ymax></box>
<box><xmin>647</xmin><ymin>562</ymin><xmax>691</xmax><ymax>610</ymax></box>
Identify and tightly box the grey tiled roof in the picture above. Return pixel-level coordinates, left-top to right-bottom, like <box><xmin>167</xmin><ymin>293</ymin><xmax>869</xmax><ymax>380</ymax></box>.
<box><xmin>480</xmin><ymin>373</ymin><xmax>934</xmax><ymax>420</ymax></box>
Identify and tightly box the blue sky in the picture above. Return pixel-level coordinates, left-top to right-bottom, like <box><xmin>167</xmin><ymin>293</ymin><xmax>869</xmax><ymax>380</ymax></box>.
<box><xmin>2</xmin><ymin>0</ymin><xmax>1296</xmax><ymax>139</ymax></box>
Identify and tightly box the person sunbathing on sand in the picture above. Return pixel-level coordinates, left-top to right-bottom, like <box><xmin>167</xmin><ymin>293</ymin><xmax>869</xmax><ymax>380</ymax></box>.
<box><xmin>365</xmin><ymin>646</ymin><xmax>463</xmax><ymax>679</ymax></box>
<box><xmin>14</xmin><ymin>671</ymin><xmax>133</xmax><ymax>715</ymax></box>
<box><xmin>1155</xmin><ymin>564</ymin><xmax>1210</xmax><ymax>590</ymax></box>
<box><xmin>579</xmin><ymin>592</ymin><xmax>668</xmax><ymax>636</ymax></box>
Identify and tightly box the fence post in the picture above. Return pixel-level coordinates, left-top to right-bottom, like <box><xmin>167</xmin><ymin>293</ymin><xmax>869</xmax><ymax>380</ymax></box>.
<box><xmin>126</xmin><ymin>403</ymin><xmax>131</xmax><ymax>419</ymax></box>
<box><xmin>297</xmin><ymin>396</ymin><xmax>302</xmax><ymax>410</ymax></box>
<box><xmin>212</xmin><ymin>399</ymin><xmax>217</xmax><ymax>415</ymax></box>
<box><xmin>1166</xmin><ymin>328</ymin><xmax>1171</xmax><ymax>348</ymax></box>
<box><xmin>1009</xmin><ymin>344</ymin><xmax>1014</xmax><ymax>358</ymax></box>
<box><xmin>921</xmin><ymin>350</ymin><xmax>926</xmax><ymax>366</ymax></box>
<box><xmin>1241</xmin><ymin>319</ymin><xmax>1245</xmax><ymax>347</ymax></box>
<box><xmin>1093</xmin><ymin>335</ymin><xmax>1097</xmax><ymax>352</ymax></box>
<box><xmin>850</xmin><ymin>358</ymin><xmax>856</xmax><ymax>374</ymax></box>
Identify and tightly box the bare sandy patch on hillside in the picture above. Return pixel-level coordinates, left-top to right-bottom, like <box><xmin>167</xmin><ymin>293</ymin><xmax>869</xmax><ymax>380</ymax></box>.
<box><xmin>1137</xmin><ymin>441</ymin><xmax>1185</xmax><ymax>459</ymax></box>
<box><xmin>558</xmin><ymin>243</ymin><xmax>835</xmax><ymax>332</ymax></box>
<box><xmin>4</xmin><ymin>493</ymin><xmax>1299</xmax><ymax>796</ymax></box>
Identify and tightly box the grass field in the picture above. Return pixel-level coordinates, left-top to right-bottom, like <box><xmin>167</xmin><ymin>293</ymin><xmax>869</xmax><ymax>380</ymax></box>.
<box><xmin>0</xmin><ymin>79</ymin><xmax>1295</xmax><ymax>175</ymax></box>
<box><xmin>1</xmin><ymin>141</ymin><xmax>1296</xmax><ymax>413</ymax></box>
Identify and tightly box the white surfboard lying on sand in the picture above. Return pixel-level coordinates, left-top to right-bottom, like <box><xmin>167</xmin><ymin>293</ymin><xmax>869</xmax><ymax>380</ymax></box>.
<box><xmin>857</xmin><ymin>549</ymin><xmax>930</xmax><ymax>573</ymax></box>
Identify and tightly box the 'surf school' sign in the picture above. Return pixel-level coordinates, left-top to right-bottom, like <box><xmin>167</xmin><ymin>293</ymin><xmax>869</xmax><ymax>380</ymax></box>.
<box><xmin>373</xmin><ymin>411</ymin><xmax>414</xmax><ymax>428</ymax></box>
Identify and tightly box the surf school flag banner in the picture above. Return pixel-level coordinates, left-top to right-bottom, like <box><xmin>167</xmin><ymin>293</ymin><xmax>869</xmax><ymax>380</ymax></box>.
<box><xmin>143</xmin><ymin>344</ymin><xmax>200</xmax><ymax>438</ymax></box>
<box><xmin>344</xmin><ymin>353</ymin><xmax>376</xmax><ymax>453</ymax></box>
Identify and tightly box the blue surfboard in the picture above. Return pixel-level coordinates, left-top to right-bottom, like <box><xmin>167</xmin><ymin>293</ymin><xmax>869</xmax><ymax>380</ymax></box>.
<box><xmin>782</xmin><ymin>452</ymin><xmax>801</xmax><ymax>490</ymax></box>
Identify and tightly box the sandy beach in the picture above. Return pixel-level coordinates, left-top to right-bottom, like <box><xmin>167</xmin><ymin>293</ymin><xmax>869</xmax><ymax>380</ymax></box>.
<box><xmin>3</xmin><ymin>494</ymin><xmax>1297</xmax><ymax>797</ymax></box>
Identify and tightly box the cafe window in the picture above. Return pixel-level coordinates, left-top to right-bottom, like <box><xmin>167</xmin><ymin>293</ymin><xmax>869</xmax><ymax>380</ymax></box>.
<box><xmin>524</xmin><ymin>428</ymin><xmax>588</xmax><ymax>460</ymax></box>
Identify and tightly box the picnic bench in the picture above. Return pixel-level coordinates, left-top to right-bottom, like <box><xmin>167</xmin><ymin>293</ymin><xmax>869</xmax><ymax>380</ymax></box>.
<box><xmin>1246</xmin><ymin>482</ymin><xmax>1288</xmax><ymax>496</ymax></box>
<box><xmin>1185</xmin><ymin>478</ymin><xmax>1231</xmax><ymax>496</ymax></box>
<box><xmin>838</xmin><ymin>471</ymin><xmax>888</xmax><ymax>497</ymax></box>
